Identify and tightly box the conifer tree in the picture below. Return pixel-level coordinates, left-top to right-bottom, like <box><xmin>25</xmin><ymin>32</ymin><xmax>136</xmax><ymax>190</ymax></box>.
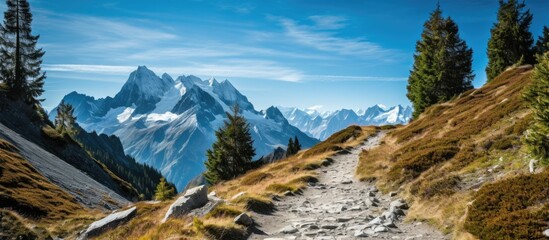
<box><xmin>407</xmin><ymin>4</ymin><xmax>474</xmax><ymax>118</ymax></box>
<box><xmin>154</xmin><ymin>178</ymin><xmax>175</xmax><ymax>201</ymax></box>
<box><xmin>523</xmin><ymin>51</ymin><xmax>549</xmax><ymax>165</ymax></box>
<box><xmin>534</xmin><ymin>26</ymin><xmax>549</xmax><ymax>56</ymax></box>
<box><xmin>287</xmin><ymin>138</ymin><xmax>295</xmax><ymax>156</ymax></box>
<box><xmin>54</xmin><ymin>101</ymin><xmax>77</xmax><ymax>135</ymax></box>
<box><xmin>204</xmin><ymin>105</ymin><xmax>256</xmax><ymax>185</ymax></box>
<box><xmin>293</xmin><ymin>136</ymin><xmax>301</xmax><ymax>153</ymax></box>
<box><xmin>486</xmin><ymin>0</ymin><xmax>534</xmax><ymax>82</ymax></box>
<box><xmin>0</xmin><ymin>0</ymin><xmax>46</xmax><ymax>103</ymax></box>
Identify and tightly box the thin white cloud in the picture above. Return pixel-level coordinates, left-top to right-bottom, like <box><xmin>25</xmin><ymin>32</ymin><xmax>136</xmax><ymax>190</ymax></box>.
<box><xmin>275</xmin><ymin>16</ymin><xmax>400</xmax><ymax>59</ymax></box>
<box><xmin>44</xmin><ymin>64</ymin><xmax>406</xmax><ymax>83</ymax></box>
<box><xmin>43</xmin><ymin>61</ymin><xmax>304</xmax><ymax>82</ymax></box>
<box><xmin>309</xmin><ymin>15</ymin><xmax>347</xmax><ymax>30</ymax></box>
<box><xmin>306</xmin><ymin>105</ymin><xmax>324</xmax><ymax>111</ymax></box>
<box><xmin>304</xmin><ymin>74</ymin><xmax>407</xmax><ymax>82</ymax></box>
<box><xmin>44</xmin><ymin>64</ymin><xmax>136</xmax><ymax>75</ymax></box>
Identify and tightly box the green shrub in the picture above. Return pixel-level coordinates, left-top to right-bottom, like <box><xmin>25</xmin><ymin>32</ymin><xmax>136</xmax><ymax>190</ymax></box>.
<box><xmin>490</xmin><ymin>136</ymin><xmax>517</xmax><ymax>150</ymax></box>
<box><xmin>465</xmin><ymin>171</ymin><xmax>549</xmax><ymax>240</ymax></box>
<box><xmin>412</xmin><ymin>175</ymin><xmax>461</xmax><ymax>199</ymax></box>
<box><xmin>389</xmin><ymin>140</ymin><xmax>459</xmax><ymax>183</ymax></box>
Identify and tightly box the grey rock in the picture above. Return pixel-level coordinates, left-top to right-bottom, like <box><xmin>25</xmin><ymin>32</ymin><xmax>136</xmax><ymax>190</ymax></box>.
<box><xmin>336</xmin><ymin>217</ymin><xmax>352</xmax><ymax>222</ymax></box>
<box><xmin>190</xmin><ymin>199</ymin><xmax>222</xmax><ymax>217</ymax></box>
<box><xmin>234</xmin><ymin>213</ymin><xmax>253</xmax><ymax>226</ymax></box>
<box><xmin>367</xmin><ymin>216</ymin><xmax>383</xmax><ymax>226</ymax></box>
<box><xmin>341</xmin><ymin>180</ymin><xmax>353</xmax><ymax>184</ymax></box>
<box><xmin>349</xmin><ymin>206</ymin><xmax>362</xmax><ymax>211</ymax></box>
<box><xmin>162</xmin><ymin>185</ymin><xmax>208</xmax><ymax>222</ymax></box>
<box><xmin>368</xmin><ymin>191</ymin><xmax>376</xmax><ymax>197</ymax></box>
<box><xmin>373</xmin><ymin>225</ymin><xmax>388</xmax><ymax>233</ymax></box>
<box><xmin>389</xmin><ymin>191</ymin><xmax>398</xmax><ymax>197</ymax></box>
<box><xmin>390</xmin><ymin>205</ymin><xmax>405</xmax><ymax>216</ymax></box>
<box><xmin>79</xmin><ymin>206</ymin><xmax>137</xmax><ymax>239</ymax></box>
<box><xmin>321</xmin><ymin>224</ymin><xmax>338</xmax><ymax>229</ymax></box>
<box><xmin>347</xmin><ymin>225</ymin><xmax>368</xmax><ymax>231</ymax></box>
<box><xmin>383</xmin><ymin>219</ymin><xmax>396</xmax><ymax>228</ymax></box>
<box><xmin>280</xmin><ymin>225</ymin><xmax>299</xmax><ymax>234</ymax></box>
<box><xmin>354</xmin><ymin>230</ymin><xmax>369</xmax><ymax>237</ymax></box>
<box><xmin>390</xmin><ymin>199</ymin><xmax>409</xmax><ymax>210</ymax></box>
<box><xmin>382</xmin><ymin>210</ymin><xmax>398</xmax><ymax>221</ymax></box>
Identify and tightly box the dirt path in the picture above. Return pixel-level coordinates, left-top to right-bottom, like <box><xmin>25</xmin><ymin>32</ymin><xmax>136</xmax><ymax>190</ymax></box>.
<box><xmin>249</xmin><ymin>131</ymin><xmax>448</xmax><ymax>240</ymax></box>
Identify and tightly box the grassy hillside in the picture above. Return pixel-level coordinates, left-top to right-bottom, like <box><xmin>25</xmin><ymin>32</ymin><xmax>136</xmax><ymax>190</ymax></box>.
<box><xmin>0</xmin><ymin>139</ymin><xmax>104</xmax><ymax>239</ymax></box>
<box><xmin>0</xmin><ymin>94</ymin><xmax>138</xmax><ymax>201</ymax></box>
<box><xmin>93</xmin><ymin>126</ymin><xmax>378</xmax><ymax>239</ymax></box>
<box><xmin>356</xmin><ymin>66</ymin><xmax>548</xmax><ymax>239</ymax></box>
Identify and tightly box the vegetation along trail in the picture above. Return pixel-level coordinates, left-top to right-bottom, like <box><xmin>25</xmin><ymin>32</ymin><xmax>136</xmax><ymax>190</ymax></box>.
<box><xmin>250</xmin><ymin>131</ymin><xmax>447</xmax><ymax>240</ymax></box>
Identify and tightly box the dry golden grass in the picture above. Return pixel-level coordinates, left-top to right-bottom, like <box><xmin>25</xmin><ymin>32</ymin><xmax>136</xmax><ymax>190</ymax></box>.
<box><xmin>0</xmin><ymin>139</ymin><xmax>106</xmax><ymax>239</ymax></box>
<box><xmin>212</xmin><ymin>126</ymin><xmax>378</xmax><ymax>202</ymax></box>
<box><xmin>0</xmin><ymin>139</ymin><xmax>83</xmax><ymax>219</ymax></box>
<box><xmin>356</xmin><ymin>66</ymin><xmax>548</xmax><ymax>239</ymax></box>
<box><xmin>14</xmin><ymin>125</ymin><xmax>377</xmax><ymax>239</ymax></box>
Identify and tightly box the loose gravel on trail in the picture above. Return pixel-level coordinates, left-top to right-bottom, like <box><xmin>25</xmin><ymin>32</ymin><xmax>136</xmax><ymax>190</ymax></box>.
<box><xmin>250</xmin><ymin>131</ymin><xmax>448</xmax><ymax>240</ymax></box>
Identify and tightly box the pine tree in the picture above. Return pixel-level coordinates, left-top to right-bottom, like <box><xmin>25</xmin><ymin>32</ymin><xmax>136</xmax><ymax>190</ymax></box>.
<box><xmin>534</xmin><ymin>26</ymin><xmax>549</xmax><ymax>56</ymax></box>
<box><xmin>204</xmin><ymin>105</ymin><xmax>256</xmax><ymax>185</ymax></box>
<box><xmin>54</xmin><ymin>101</ymin><xmax>77</xmax><ymax>135</ymax></box>
<box><xmin>154</xmin><ymin>178</ymin><xmax>175</xmax><ymax>201</ymax></box>
<box><xmin>0</xmin><ymin>0</ymin><xmax>45</xmax><ymax>103</ymax></box>
<box><xmin>287</xmin><ymin>138</ymin><xmax>295</xmax><ymax>156</ymax></box>
<box><xmin>293</xmin><ymin>136</ymin><xmax>301</xmax><ymax>153</ymax></box>
<box><xmin>523</xmin><ymin>51</ymin><xmax>549</xmax><ymax>165</ymax></box>
<box><xmin>486</xmin><ymin>0</ymin><xmax>534</xmax><ymax>82</ymax></box>
<box><xmin>407</xmin><ymin>4</ymin><xmax>474</xmax><ymax>118</ymax></box>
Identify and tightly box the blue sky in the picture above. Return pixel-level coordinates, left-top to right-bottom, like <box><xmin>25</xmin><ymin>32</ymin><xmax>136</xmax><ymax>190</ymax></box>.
<box><xmin>9</xmin><ymin>0</ymin><xmax>549</xmax><ymax>112</ymax></box>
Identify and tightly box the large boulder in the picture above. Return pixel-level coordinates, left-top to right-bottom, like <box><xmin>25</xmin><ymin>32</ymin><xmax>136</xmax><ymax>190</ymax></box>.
<box><xmin>162</xmin><ymin>185</ymin><xmax>208</xmax><ymax>222</ymax></box>
<box><xmin>78</xmin><ymin>206</ymin><xmax>137</xmax><ymax>239</ymax></box>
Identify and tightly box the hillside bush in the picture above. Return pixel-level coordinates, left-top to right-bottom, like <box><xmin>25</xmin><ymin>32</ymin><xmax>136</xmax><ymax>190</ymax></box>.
<box><xmin>465</xmin><ymin>171</ymin><xmax>549</xmax><ymax>240</ymax></box>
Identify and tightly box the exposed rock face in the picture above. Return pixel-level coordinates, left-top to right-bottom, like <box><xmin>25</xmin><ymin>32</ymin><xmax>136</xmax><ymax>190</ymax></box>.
<box><xmin>79</xmin><ymin>207</ymin><xmax>137</xmax><ymax>239</ymax></box>
<box><xmin>162</xmin><ymin>185</ymin><xmax>208</xmax><ymax>222</ymax></box>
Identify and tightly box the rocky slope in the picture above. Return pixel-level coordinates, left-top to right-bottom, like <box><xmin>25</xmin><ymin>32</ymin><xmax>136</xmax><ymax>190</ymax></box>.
<box><xmin>0</xmin><ymin>122</ymin><xmax>129</xmax><ymax>210</ymax></box>
<box><xmin>0</xmin><ymin>95</ymin><xmax>135</xmax><ymax>204</ymax></box>
<box><xmin>52</xmin><ymin>66</ymin><xmax>319</xmax><ymax>190</ymax></box>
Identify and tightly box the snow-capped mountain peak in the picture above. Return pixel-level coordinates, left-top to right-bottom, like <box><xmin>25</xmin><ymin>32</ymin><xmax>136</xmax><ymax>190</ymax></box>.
<box><xmin>111</xmin><ymin>66</ymin><xmax>173</xmax><ymax>114</ymax></box>
<box><xmin>279</xmin><ymin>105</ymin><xmax>412</xmax><ymax>140</ymax></box>
<box><xmin>263</xmin><ymin>106</ymin><xmax>288</xmax><ymax>124</ymax></box>
<box><xmin>51</xmin><ymin>66</ymin><xmax>318</xmax><ymax>190</ymax></box>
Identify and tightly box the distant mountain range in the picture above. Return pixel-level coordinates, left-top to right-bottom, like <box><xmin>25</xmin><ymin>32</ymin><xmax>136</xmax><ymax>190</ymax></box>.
<box><xmin>279</xmin><ymin>105</ymin><xmax>412</xmax><ymax>140</ymax></box>
<box><xmin>51</xmin><ymin>66</ymin><xmax>319</xmax><ymax>190</ymax></box>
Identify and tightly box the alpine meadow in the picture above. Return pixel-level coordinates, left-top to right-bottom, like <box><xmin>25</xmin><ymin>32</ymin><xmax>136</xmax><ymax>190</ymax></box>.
<box><xmin>0</xmin><ymin>1</ymin><xmax>548</xmax><ymax>240</ymax></box>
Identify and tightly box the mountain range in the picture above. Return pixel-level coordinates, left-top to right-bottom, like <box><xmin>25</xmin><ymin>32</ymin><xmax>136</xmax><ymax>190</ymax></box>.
<box><xmin>50</xmin><ymin>66</ymin><xmax>319</xmax><ymax>190</ymax></box>
<box><xmin>279</xmin><ymin>105</ymin><xmax>412</xmax><ymax>140</ymax></box>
